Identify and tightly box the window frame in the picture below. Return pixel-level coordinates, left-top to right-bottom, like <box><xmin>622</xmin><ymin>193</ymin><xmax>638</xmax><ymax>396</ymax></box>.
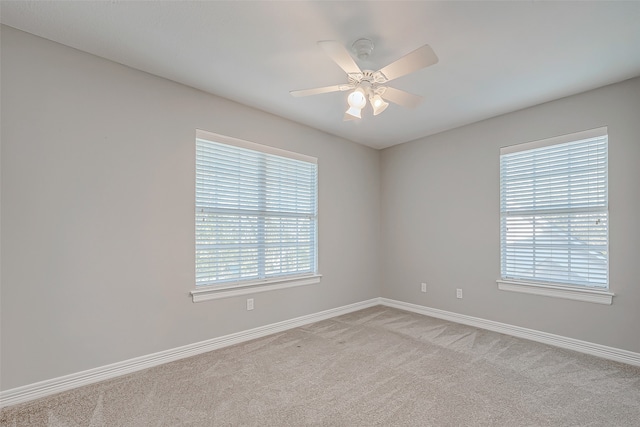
<box><xmin>496</xmin><ymin>127</ymin><xmax>614</xmax><ymax>305</ymax></box>
<box><xmin>191</xmin><ymin>129</ymin><xmax>321</xmax><ymax>302</ymax></box>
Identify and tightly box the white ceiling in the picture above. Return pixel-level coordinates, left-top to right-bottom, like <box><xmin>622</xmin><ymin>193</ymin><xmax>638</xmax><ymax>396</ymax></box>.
<box><xmin>2</xmin><ymin>1</ymin><xmax>640</xmax><ymax>149</ymax></box>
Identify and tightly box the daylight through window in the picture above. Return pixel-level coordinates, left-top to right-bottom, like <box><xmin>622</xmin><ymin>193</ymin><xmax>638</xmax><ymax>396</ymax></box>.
<box><xmin>195</xmin><ymin>130</ymin><xmax>318</xmax><ymax>288</ymax></box>
<box><xmin>499</xmin><ymin>127</ymin><xmax>608</xmax><ymax>289</ymax></box>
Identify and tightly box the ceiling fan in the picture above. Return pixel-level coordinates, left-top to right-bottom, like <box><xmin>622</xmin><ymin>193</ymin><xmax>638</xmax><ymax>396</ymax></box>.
<box><xmin>290</xmin><ymin>39</ymin><xmax>438</xmax><ymax>120</ymax></box>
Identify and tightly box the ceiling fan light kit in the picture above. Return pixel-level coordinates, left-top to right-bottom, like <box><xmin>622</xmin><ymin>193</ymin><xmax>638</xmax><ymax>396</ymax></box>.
<box><xmin>345</xmin><ymin>87</ymin><xmax>367</xmax><ymax>119</ymax></box>
<box><xmin>370</xmin><ymin>94</ymin><xmax>389</xmax><ymax>116</ymax></box>
<box><xmin>290</xmin><ymin>39</ymin><xmax>438</xmax><ymax>121</ymax></box>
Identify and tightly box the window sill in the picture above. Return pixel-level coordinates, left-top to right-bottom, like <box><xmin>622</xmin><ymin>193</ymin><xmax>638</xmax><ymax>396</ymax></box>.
<box><xmin>191</xmin><ymin>274</ymin><xmax>322</xmax><ymax>302</ymax></box>
<box><xmin>496</xmin><ymin>279</ymin><xmax>614</xmax><ymax>305</ymax></box>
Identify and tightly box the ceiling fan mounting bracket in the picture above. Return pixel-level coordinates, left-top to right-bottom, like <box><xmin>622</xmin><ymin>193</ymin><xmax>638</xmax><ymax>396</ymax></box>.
<box><xmin>352</xmin><ymin>38</ymin><xmax>374</xmax><ymax>60</ymax></box>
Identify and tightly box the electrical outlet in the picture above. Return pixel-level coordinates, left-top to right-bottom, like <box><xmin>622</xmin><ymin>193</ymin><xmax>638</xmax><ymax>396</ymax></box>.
<box><xmin>456</xmin><ymin>289</ymin><xmax>463</xmax><ymax>299</ymax></box>
<box><xmin>247</xmin><ymin>298</ymin><xmax>254</xmax><ymax>311</ymax></box>
<box><xmin>421</xmin><ymin>282</ymin><xmax>427</xmax><ymax>293</ymax></box>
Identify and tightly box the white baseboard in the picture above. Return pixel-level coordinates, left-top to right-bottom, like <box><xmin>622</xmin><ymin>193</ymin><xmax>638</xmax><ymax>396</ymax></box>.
<box><xmin>4</xmin><ymin>297</ymin><xmax>639</xmax><ymax>408</ymax></box>
<box><xmin>380</xmin><ymin>298</ymin><xmax>640</xmax><ymax>368</ymax></box>
<box><xmin>0</xmin><ymin>298</ymin><xmax>380</xmax><ymax>408</ymax></box>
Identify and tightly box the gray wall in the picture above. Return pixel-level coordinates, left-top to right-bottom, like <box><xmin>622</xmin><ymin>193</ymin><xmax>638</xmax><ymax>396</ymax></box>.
<box><xmin>2</xmin><ymin>24</ymin><xmax>639</xmax><ymax>393</ymax></box>
<box><xmin>380</xmin><ymin>76</ymin><xmax>640</xmax><ymax>353</ymax></box>
<box><xmin>0</xmin><ymin>26</ymin><xmax>382</xmax><ymax>391</ymax></box>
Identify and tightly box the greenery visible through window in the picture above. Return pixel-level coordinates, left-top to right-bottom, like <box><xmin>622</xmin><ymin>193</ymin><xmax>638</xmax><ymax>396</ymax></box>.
<box><xmin>195</xmin><ymin>131</ymin><xmax>318</xmax><ymax>287</ymax></box>
<box><xmin>499</xmin><ymin>128</ymin><xmax>608</xmax><ymax>288</ymax></box>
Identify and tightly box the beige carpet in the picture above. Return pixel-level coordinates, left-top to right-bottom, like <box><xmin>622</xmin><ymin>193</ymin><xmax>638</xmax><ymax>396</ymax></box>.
<box><xmin>2</xmin><ymin>306</ymin><xmax>639</xmax><ymax>426</ymax></box>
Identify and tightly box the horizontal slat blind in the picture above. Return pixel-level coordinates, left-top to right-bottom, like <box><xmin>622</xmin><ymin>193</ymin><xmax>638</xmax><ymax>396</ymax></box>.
<box><xmin>500</xmin><ymin>130</ymin><xmax>608</xmax><ymax>288</ymax></box>
<box><xmin>196</xmin><ymin>134</ymin><xmax>318</xmax><ymax>287</ymax></box>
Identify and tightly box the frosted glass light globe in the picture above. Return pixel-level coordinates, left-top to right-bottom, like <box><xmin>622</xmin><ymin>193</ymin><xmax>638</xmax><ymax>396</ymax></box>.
<box><xmin>347</xmin><ymin>89</ymin><xmax>366</xmax><ymax>109</ymax></box>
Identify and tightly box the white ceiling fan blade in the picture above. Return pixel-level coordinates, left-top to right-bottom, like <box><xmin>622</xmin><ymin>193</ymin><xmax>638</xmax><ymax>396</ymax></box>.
<box><xmin>318</xmin><ymin>40</ymin><xmax>362</xmax><ymax>75</ymax></box>
<box><xmin>378</xmin><ymin>44</ymin><xmax>438</xmax><ymax>82</ymax></box>
<box><xmin>381</xmin><ymin>87</ymin><xmax>424</xmax><ymax>108</ymax></box>
<box><xmin>290</xmin><ymin>84</ymin><xmax>350</xmax><ymax>97</ymax></box>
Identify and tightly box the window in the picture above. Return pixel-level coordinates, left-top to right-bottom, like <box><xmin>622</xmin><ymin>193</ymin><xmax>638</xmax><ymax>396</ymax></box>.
<box><xmin>497</xmin><ymin>127</ymin><xmax>613</xmax><ymax>304</ymax></box>
<box><xmin>192</xmin><ymin>130</ymin><xmax>320</xmax><ymax>302</ymax></box>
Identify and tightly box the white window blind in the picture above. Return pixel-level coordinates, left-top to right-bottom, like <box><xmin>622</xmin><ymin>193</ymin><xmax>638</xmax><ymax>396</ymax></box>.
<box><xmin>195</xmin><ymin>131</ymin><xmax>318</xmax><ymax>287</ymax></box>
<box><xmin>499</xmin><ymin>128</ymin><xmax>608</xmax><ymax>288</ymax></box>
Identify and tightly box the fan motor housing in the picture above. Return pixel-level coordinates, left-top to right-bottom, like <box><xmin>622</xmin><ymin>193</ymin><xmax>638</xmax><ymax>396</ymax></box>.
<box><xmin>347</xmin><ymin>70</ymin><xmax>388</xmax><ymax>96</ymax></box>
<box><xmin>348</xmin><ymin>70</ymin><xmax>387</xmax><ymax>85</ymax></box>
